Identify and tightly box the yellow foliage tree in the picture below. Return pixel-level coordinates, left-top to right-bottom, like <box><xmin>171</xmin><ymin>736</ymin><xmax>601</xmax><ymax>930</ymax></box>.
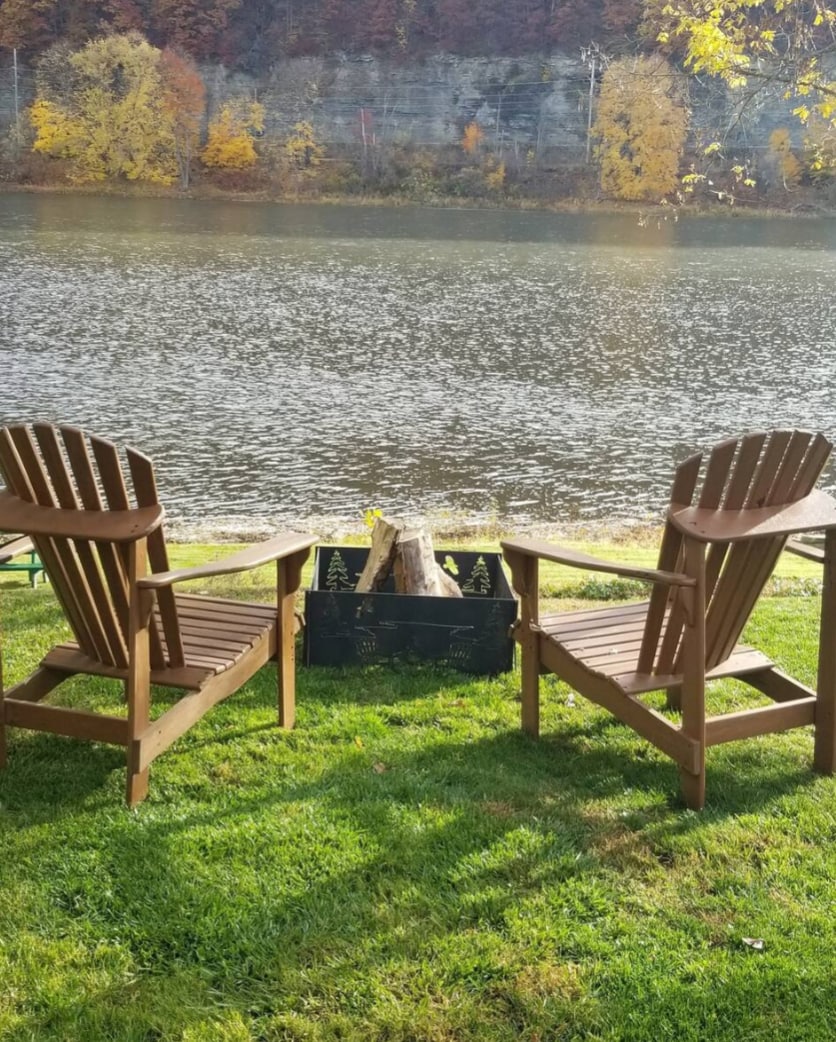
<box><xmin>804</xmin><ymin>114</ymin><xmax>836</xmax><ymax>179</ymax></box>
<box><xmin>654</xmin><ymin>0</ymin><xmax>836</xmax><ymax>127</ymax></box>
<box><xmin>484</xmin><ymin>159</ymin><xmax>505</xmax><ymax>191</ymax></box>
<box><xmin>768</xmin><ymin>127</ymin><xmax>801</xmax><ymax>187</ymax></box>
<box><xmin>201</xmin><ymin>100</ymin><xmax>264</xmax><ymax>170</ymax></box>
<box><xmin>461</xmin><ymin>121</ymin><xmax>484</xmax><ymax>154</ymax></box>
<box><xmin>30</xmin><ymin>32</ymin><xmax>178</xmax><ymax>185</ymax></box>
<box><xmin>593</xmin><ymin>55</ymin><xmax>689</xmax><ymax>201</ymax></box>
<box><xmin>284</xmin><ymin>121</ymin><xmax>325</xmax><ymax>171</ymax></box>
<box><xmin>30</xmin><ymin>98</ymin><xmax>79</xmax><ymax>159</ymax></box>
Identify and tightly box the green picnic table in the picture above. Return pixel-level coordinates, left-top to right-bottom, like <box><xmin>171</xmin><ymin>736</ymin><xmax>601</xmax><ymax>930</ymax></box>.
<box><xmin>0</xmin><ymin>536</ymin><xmax>45</xmax><ymax>587</ymax></box>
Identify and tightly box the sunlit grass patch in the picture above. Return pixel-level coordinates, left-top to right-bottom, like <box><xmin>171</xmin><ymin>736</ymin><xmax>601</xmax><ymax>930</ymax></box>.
<box><xmin>0</xmin><ymin>545</ymin><xmax>834</xmax><ymax>1040</ymax></box>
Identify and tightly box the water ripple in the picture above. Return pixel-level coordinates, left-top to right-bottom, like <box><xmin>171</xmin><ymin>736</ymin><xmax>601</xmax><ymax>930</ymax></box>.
<box><xmin>2</xmin><ymin>196</ymin><xmax>835</xmax><ymax>534</ymax></box>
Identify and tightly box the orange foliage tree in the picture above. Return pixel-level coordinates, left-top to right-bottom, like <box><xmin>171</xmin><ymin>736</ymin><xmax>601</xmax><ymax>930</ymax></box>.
<box><xmin>0</xmin><ymin>0</ymin><xmax>55</xmax><ymax>49</ymax></box>
<box><xmin>150</xmin><ymin>0</ymin><xmax>241</xmax><ymax>59</ymax></box>
<box><xmin>159</xmin><ymin>47</ymin><xmax>206</xmax><ymax>188</ymax></box>
<box><xmin>461</xmin><ymin>121</ymin><xmax>484</xmax><ymax>154</ymax></box>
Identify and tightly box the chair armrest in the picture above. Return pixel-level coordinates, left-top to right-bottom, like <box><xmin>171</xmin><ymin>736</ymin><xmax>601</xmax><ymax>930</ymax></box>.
<box><xmin>0</xmin><ymin>490</ymin><xmax>164</xmax><ymax>543</ymax></box>
<box><xmin>785</xmin><ymin>538</ymin><xmax>825</xmax><ymax>563</ymax></box>
<box><xmin>0</xmin><ymin>535</ymin><xmax>35</xmax><ymax>564</ymax></box>
<box><xmin>669</xmin><ymin>489</ymin><xmax>836</xmax><ymax>543</ymax></box>
<box><xmin>138</xmin><ymin>532</ymin><xmax>318</xmax><ymax>590</ymax></box>
<box><xmin>500</xmin><ymin>536</ymin><xmax>695</xmax><ymax>587</ymax></box>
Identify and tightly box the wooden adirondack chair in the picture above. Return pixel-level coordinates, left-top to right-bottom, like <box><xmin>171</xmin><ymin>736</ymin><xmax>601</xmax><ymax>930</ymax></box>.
<box><xmin>0</xmin><ymin>423</ymin><xmax>317</xmax><ymax>806</ymax></box>
<box><xmin>502</xmin><ymin>430</ymin><xmax>836</xmax><ymax>809</ymax></box>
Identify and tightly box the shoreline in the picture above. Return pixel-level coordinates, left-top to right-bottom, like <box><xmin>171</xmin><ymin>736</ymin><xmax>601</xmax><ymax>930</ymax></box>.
<box><xmin>163</xmin><ymin>515</ymin><xmax>665</xmax><ymax>546</ymax></box>
<box><xmin>2</xmin><ymin>180</ymin><xmax>834</xmax><ymax>221</ymax></box>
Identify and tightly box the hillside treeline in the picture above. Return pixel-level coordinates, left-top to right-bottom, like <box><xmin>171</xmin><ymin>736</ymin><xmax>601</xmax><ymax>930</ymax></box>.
<box><xmin>0</xmin><ymin>0</ymin><xmax>643</xmax><ymax>70</ymax></box>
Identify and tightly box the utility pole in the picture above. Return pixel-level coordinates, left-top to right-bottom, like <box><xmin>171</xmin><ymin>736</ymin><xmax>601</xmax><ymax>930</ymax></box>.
<box><xmin>12</xmin><ymin>47</ymin><xmax>20</xmax><ymax>140</ymax></box>
<box><xmin>585</xmin><ymin>53</ymin><xmax>595</xmax><ymax>163</ymax></box>
<box><xmin>580</xmin><ymin>43</ymin><xmax>607</xmax><ymax>165</ymax></box>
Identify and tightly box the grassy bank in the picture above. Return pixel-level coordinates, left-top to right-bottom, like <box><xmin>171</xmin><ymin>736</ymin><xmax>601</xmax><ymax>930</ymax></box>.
<box><xmin>0</xmin><ymin>541</ymin><xmax>833</xmax><ymax>1041</ymax></box>
<box><xmin>3</xmin><ymin>180</ymin><xmax>835</xmax><ymax>221</ymax></box>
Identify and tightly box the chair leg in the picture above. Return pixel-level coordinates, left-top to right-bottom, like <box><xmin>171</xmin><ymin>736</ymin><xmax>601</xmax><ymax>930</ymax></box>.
<box><xmin>519</xmin><ymin>626</ymin><xmax>540</xmax><ymax>738</ymax></box>
<box><xmin>126</xmin><ymin>541</ymin><xmax>152</xmax><ymax>808</ymax></box>
<box><xmin>126</xmin><ymin>752</ymin><xmax>149</xmax><ymax>807</ymax></box>
<box><xmin>814</xmin><ymin>529</ymin><xmax>836</xmax><ymax>773</ymax></box>
<box><xmin>679</xmin><ymin>760</ymin><xmax>705</xmax><ymax>810</ymax></box>
<box><xmin>277</xmin><ymin>549</ymin><xmax>310</xmax><ymax>730</ymax></box>
<box><xmin>679</xmin><ymin>672</ymin><xmax>706</xmax><ymax>811</ymax></box>
<box><xmin>665</xmin><ymin>684</ymin><xmax>682</xmax><ymax>711</ymax></box>
<box><xmin>276</xmin><ymin>598</ymin><xmax>296</xmax><ymax>730</ymax></box>
<box><xmin>0</xmin><ymin>650</ymin><xmax>5</xmax><ymax>771</ymax></box>
<box><xmin>679</xmin><ymin>539</ymin><xmax>706</xmax><ymax>810</ymax></box>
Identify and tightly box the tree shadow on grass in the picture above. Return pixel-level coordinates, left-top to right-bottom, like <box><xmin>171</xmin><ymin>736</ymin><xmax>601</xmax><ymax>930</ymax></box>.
<box><xmin>0</xmin><ymin>682</ymin><xmax>830</xmax><ymax>1039</ymax></box>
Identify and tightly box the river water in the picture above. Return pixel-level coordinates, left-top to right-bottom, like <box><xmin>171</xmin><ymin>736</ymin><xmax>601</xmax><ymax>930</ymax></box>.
<box><xmin>1</xmin><ymin>192</ymin><xmax>835</xmax><ymax>536</ymax></box>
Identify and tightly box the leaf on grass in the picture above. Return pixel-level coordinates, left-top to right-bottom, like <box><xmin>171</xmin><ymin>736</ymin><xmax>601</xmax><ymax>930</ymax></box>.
<box><xmin>372</xmin><ymin>762</ymin><xmax>389</xmax><ymax>774</ymax></box>
<box><xmin>354</xmin><ymin>736</ymin><xmax>364</xmax><ymax>748</ymax></box>
<box><xmin>742</xmin><ymin>937</ymin><xmax>764</xmax><ymax>951</ymax></box>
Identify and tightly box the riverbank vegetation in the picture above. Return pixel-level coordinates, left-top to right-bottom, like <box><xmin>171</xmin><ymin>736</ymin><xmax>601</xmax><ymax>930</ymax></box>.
<box><xmin>1</xmin><ymin>1</ymin><xmax>835</xmax><ymax>211</ymax></box>
<box><xmin>0</xmin><ymin>541</ymin><xmax>834</xmax><ymax>1040</ymax></box>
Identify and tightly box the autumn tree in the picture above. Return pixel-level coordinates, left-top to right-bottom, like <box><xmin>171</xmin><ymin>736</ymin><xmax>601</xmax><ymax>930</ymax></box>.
<box><xmin>285</xmin><ymin>120</ymin><xmax>324</xmax><ymax>171</ymax></box>
<box><xmin>32</xmin><ymin>39</ymin><xmax>78</xmax><ymax>110</ymax></box>
<box><xmin>321</xmin><ymin>0</ymin><xmax>361</xmax><ymax>50</ymax></box>
<box><xmin>159</xmin><ymin>47</ymin><xmax>205</xmax><ymax>188</ymax></box>
<box><xmin>0</xmin><ymin>0</ymin><xmax>56</xmax><ymax>50</ymax></box>
<box><xmin>31</xmin><ymin>32</ymin><xmax>179</xmax><ymax>185</ymax></box>
<box><xmin>364</xmin><ymin>0</ymin><xmax>398</xmax><ymax>49</ymax></box>
<box><xmin>461</xmin><ymin>121</ymin><xmax>484</xmax><ymax>154</ymax></box>
<box><xmin>201</xmin><ymin>99</ymin><xmax>264</xmax><ymax>169</ymax></box>
<box><xmin>803</xmin><ymin>114</ymin><xmax>836</xmax><ymax>180</ymax></box>
<box><xmin>101</xmin><ymin>0</ymin><xmax>147</xmax><ymax>33</ymax></box>
<box><xmin>150</xmin><ymin>0</ymin><xmax>242</xmax><ymax>59</ymax></box>
<box><xmin>768</xmin><ymin>127</ymin><xmax>801</xmax><ymax>188</ymax></box>
<box><xmin>593</xmin><ymin>54</ymin><xmax>689</xmax><ymax>201</ymax></box>
<box><xmin>653</xmin><ymin>0</ymin><xmax>836</xmax><ymax>126</ymax></box>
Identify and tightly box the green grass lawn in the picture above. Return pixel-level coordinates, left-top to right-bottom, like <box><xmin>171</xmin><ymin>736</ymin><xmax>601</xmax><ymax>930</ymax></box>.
<box><xmin>0</xmin><ymin>542</ymin><xmax>834</xmax><ymax>1042</ymax></box>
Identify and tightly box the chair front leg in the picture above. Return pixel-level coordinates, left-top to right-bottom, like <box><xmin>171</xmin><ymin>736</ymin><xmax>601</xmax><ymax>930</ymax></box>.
<box><xmin>814</xmin><ymin>527</ymin><xmax>836</xmax><ymax>773</ymax></box>
<box><xmin>678</xmin><ymin>538</ymin><xmax>707</xmax><ymax>810</ymax></box>
<box><xmin>126</xmin><ymin>539</ymin><xmax>154</xmax><ymax>807</ymax></box>
<box><xmin>277</xmin><ymin>547</ymin><xmax>313</xmax><ymax>729</ymax></box>
<box><xmin>0</xmin><ymin>606</ymin><xmax>5</xmax><ymax>770</ymax></box>
<box><xmin>504</xmin><ymin>551</ymin><xmax>541</xmax><ymax>737</ymax></box>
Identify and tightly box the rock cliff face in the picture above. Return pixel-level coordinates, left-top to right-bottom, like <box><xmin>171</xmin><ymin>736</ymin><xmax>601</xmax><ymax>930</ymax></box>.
<box><xmin>210</xmin><ymin>53</ymin><xmax>591</xmax><ymax>155</ymax></box>
<box><xmin>0</xmin><ymin>49</ymin><xmax>797</xmax><ymax>161</ymax></box>
<box><xmin>199</xmin><ymin>53</ymin><xmax>801</xmax><ymax>159</ymax></box>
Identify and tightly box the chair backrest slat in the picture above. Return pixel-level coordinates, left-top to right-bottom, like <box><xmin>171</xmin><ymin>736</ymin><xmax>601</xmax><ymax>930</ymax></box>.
<box><xmin>0</xmin><ymin>429</ymin><xmax>92</xmax><ymax>656</ymax></box>
<box><xmin>654</xmin><ymin>437</ymin><xmax>741</xmax><ymax>675</ymax></box>
<box><xmin>637</xmin><ymin>451</ymin><xmax>701</xmax><ymax>673</ymax></box>
<box><xmin>88</xmin><ymin>434</ymin><xmax>168</xmax><ymax>670</ymax></box>
<box><xmin>640</xmin><ymin>430</ymin><xmax>831</xmax><ymax>679</ymax></box>
<box><xmin>704</xmin><ymin>431</ymin><xmax>807</xmax><ymax>669</ymax></box>
<box><xmin>0</xmin><ymin>426</ymin><xmax>109</xmax><ymax>662</ymax></box>
<box><xmin>59</xmin><ymin>426</ymin><xmax>133</xmax><ymax>660</ymax></box>
<box><xmin>127</xmin><ymin>448</ymin><xmax>185</xmax><ymax>668</ymax></box>
<box><xmin>702</xmin><ymin>431</ymin><xmax>768</xmax><ymax>608</ymax></box>
<box><xmin>0</xmin><ymin>424</ymin><xmax>179</xmax><ymax>674</ymax></box>
<box><xmin>33</xmin><ymin>423</ymin><xmax>128</xmax><ymax>669</ymax></box>
<box><xmin>706</xmin><ymin>431</ymin><xmax>829</xmax><ymax>668</ymax></box>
